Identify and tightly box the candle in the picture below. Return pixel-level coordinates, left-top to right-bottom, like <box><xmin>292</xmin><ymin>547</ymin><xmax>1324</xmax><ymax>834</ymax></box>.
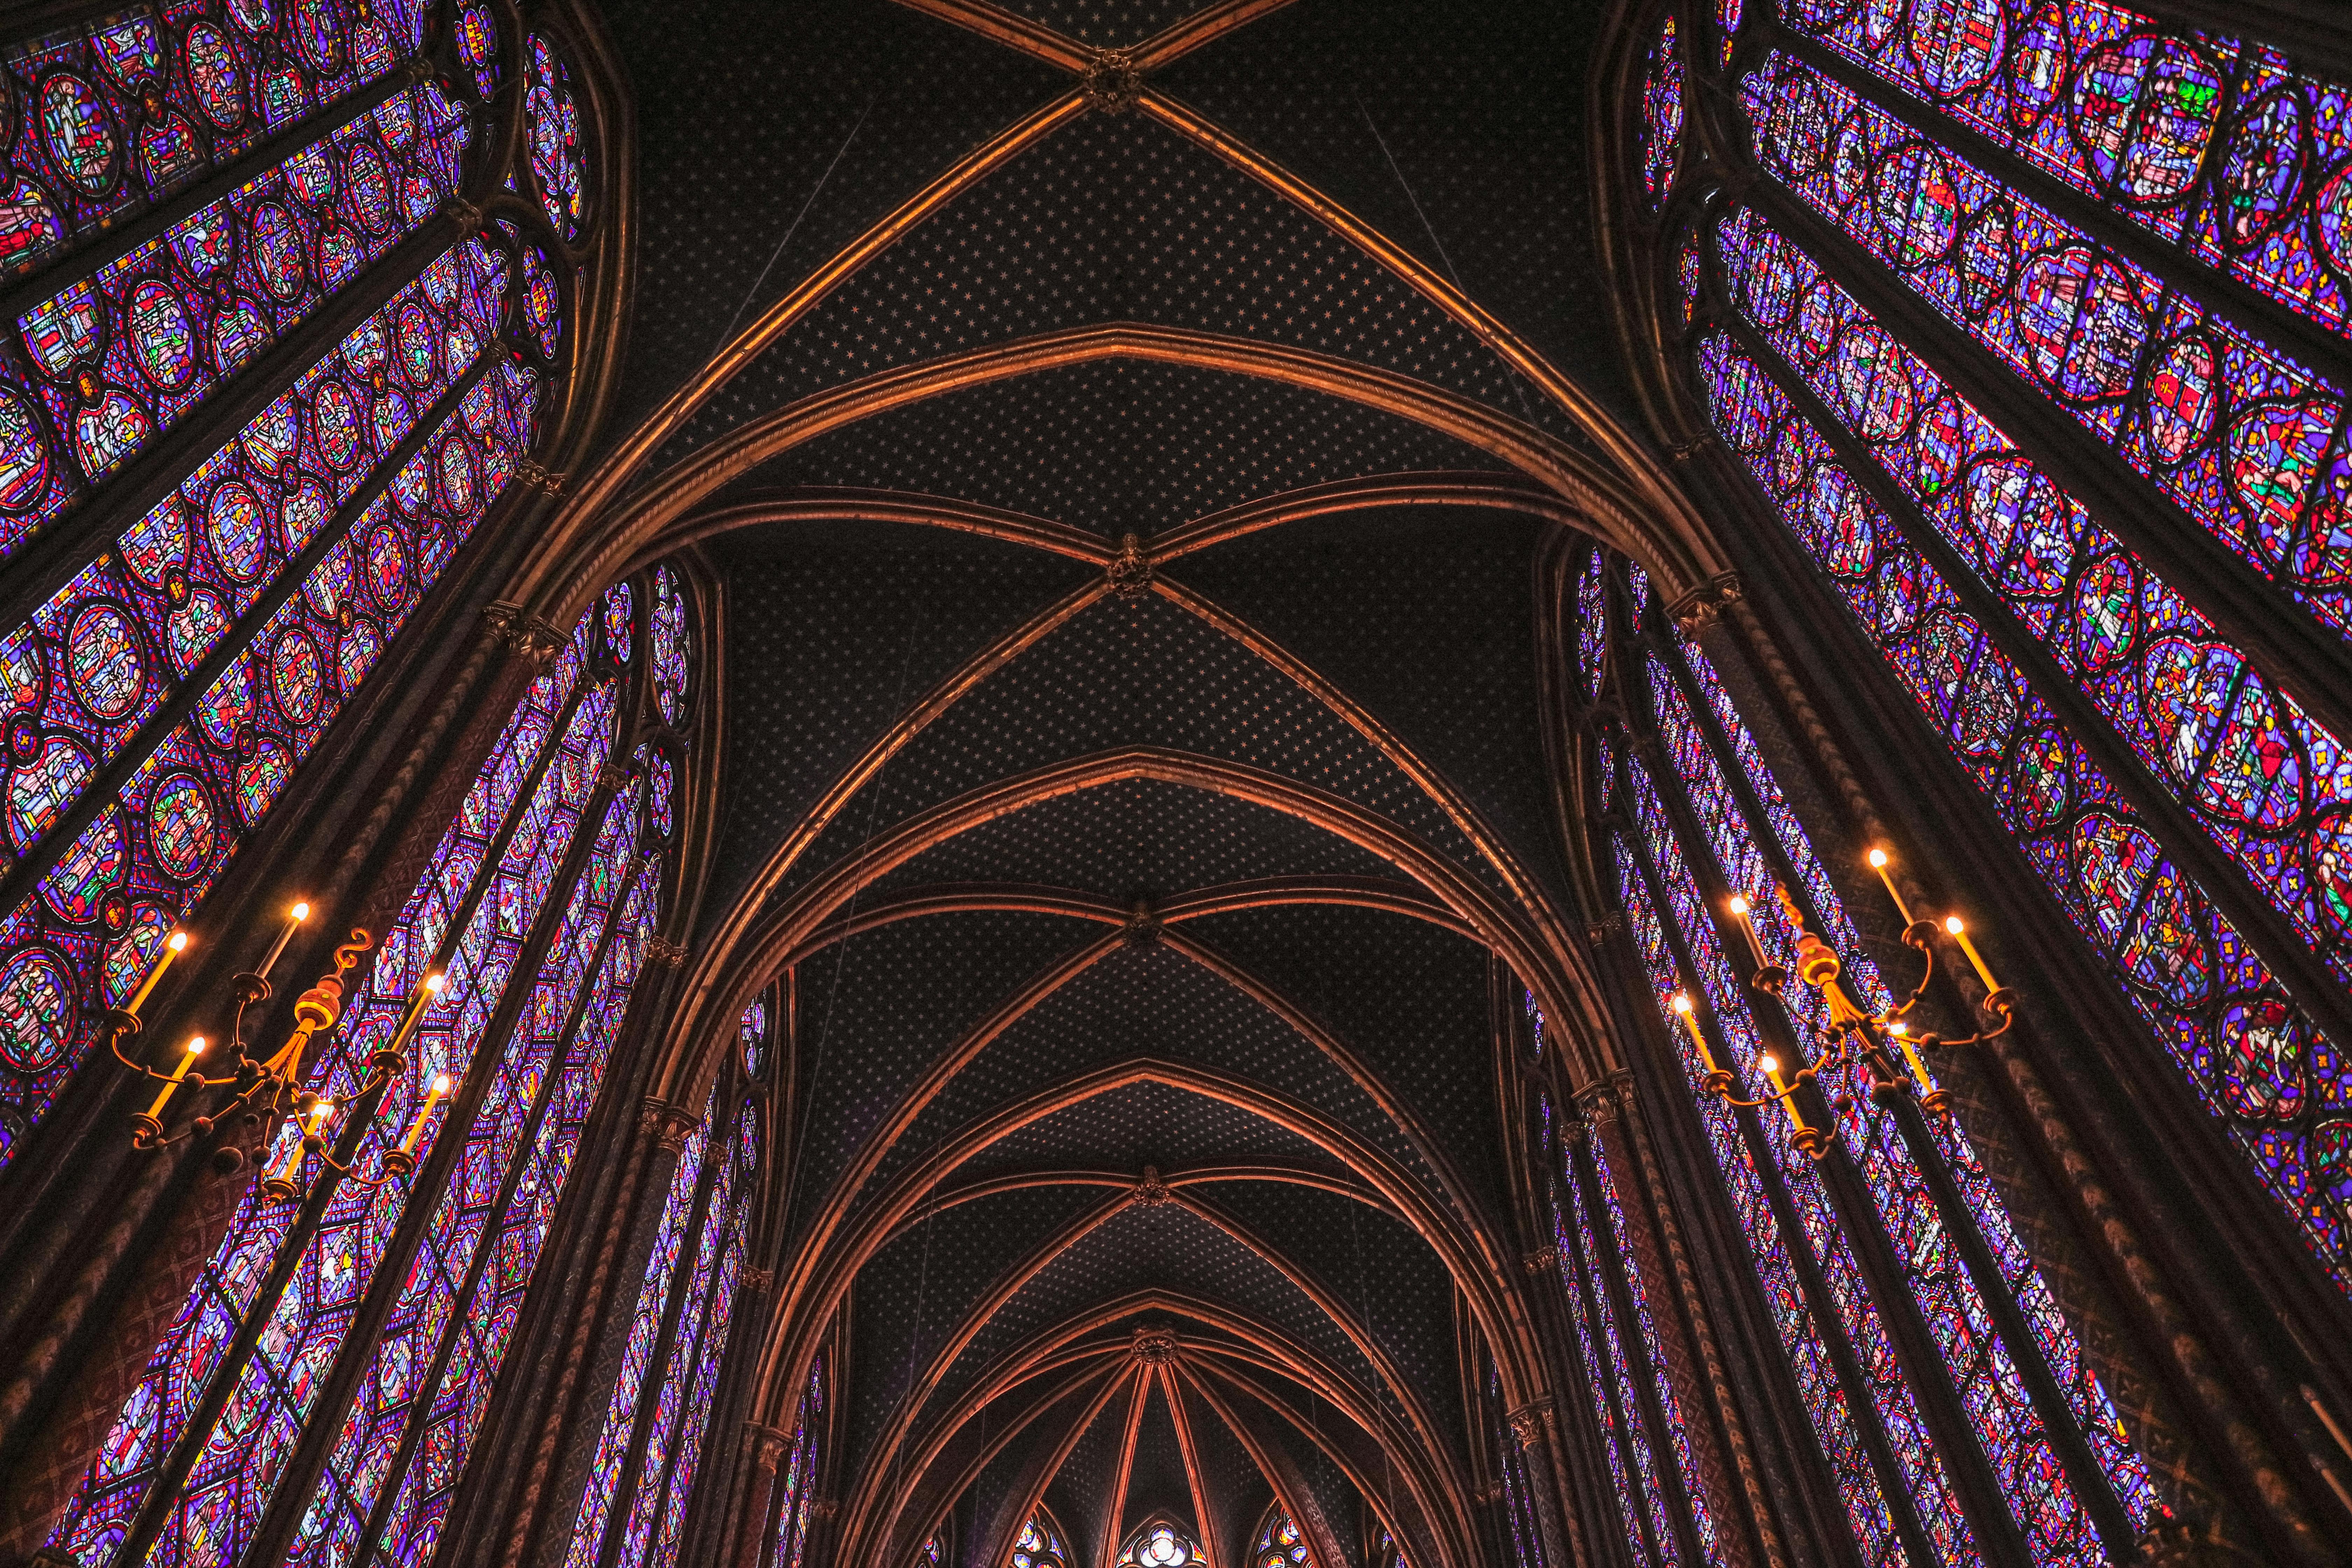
<box><xmin>1727</xmin><ymin>895</ymin><xmax>1770</xmax><ymax>970</ymax></box>
<box><xmin>267</xmin><ymin>1098</ymin><xmax>334</xmax><ymax>1185</ymax></box>
<box><xmin>1867</xmin><ymin>848</ymin><xmax>1915</xmax><ymax>925</ymax></box>
<box><xmin>1945</xmin><ymin>915</ymin><xmax>2001</xmax><ymax>993</ymax></box>
<box><xmin>399</xmin><ymin>1073</ymin><xmax>452</xmax><ymax>1157</ymax></box>
<box><xmin>1758</xmin><ymin>1052</ymin><xmax>1809</xmax><ymax>1134</ymax></box>
<box><xmin>144</xmin><ymin>1035</ymin><xmax>205</xmax><ymax>1119</ymax></box>
<box><xmin>125</xmin><ymin>931</ymin><xmax>189</xmax><ymax>1017</ymax></box>
<box><xmin>385</xmin><ymin>973</ymin><xmax>447</xmax><ymax>1060</ymax></box>
<box><xmin>256</xmin><ymin>902</ymin><xmax>310</xmax><ymax>983</ymax></box>
<box><xmin>1887</xmin><ymin>1018</ymin><xmax>1935</xmax><ymax>1094</ymax></box>
<box><xmin>1670</xmin><ymin>992</ymin><xmax>1719</xmax><ymax>1075</ymax></box>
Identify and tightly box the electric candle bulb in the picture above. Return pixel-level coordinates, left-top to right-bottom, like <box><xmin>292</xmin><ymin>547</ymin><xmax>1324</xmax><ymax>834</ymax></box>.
<box><xmin>124</xmin><ymin>931</ymin><xmax>189</xmax><ymax>1018</ymax></box>
<box><xmin>1868</xmin><ymin>847</ymin><xmax>1915</xmax><ymax>924</ymax></box>
<box><xmin>1945</xmin><ymin>915</ymin><xmax>2001</xmax><ymax>993</ymax></box>
<box><xmin>144</xmin><ymin>1035</ymin><xmax>205</xmax><ymax>1119</ymax></box>
<box><xmin>1727</xmin><ymin>895</ymin><xmax>1770</xmax><ymax>969</ymax></box>
<box><xmin>1669</xmin><ymin>992</ymin><xmax>1719</xmax><ymax>1076</ymax></box>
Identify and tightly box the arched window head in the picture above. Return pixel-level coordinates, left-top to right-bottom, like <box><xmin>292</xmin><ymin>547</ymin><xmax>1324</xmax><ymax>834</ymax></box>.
<box><xmin>1120</xmin><ymin>1520</ymin><xmax>1204</xmax><ymax>1568</ymax></box>
<box><xmin>1251</xmin><ymin>1505</ymin><xmax>1310</xmax><ymax>1568</ymax></box>
<box><xmin>1638</xmin><ymin>0</ymin><xmax>2352</xmax><ymax>1296</ymax></box>
<box><xmin>1012</xmin><ymin>1512</ymin><xmax>1070</xmax><ymax>1568</ymax></box>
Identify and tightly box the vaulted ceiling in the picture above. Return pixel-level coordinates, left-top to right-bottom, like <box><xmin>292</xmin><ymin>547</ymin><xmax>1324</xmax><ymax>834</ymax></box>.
<box><xmin>578</xmin><ymin>1</ymin><xmax>1664</xmax><ymax>1563</ymax></box>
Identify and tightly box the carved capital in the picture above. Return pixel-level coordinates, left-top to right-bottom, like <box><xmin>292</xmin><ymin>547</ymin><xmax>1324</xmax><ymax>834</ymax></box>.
<box><xmin>483</xmin><ymin>601</ymin><xmax>568</xmax><ymax>667</ymax></box>
<box><xmin>1665</xmin><ymin>571</ymin><xmax>1743</xmax><ymax>635</ymax></box>
<box><xmin>1107</xmin><ymin>532</ymin><xmax>1154</xmax><ymax>596</ymax></box>
<box><xmin>516</xmin><ymin>457</ymin><xmax>568</xmax><ymax>495</ymax></box>
<box><xmin>1572</xmin><ymin>1070</ymin><xmax>1634</xmax><ymax>1122</ymax></box>
<box><xmin>1132</xmin><ymin>1164</ymin><xmax>1172</xmax><ymax>1207</ymax></box>
<box><xmin>1506</xmin><ymin>1395</ymin><xmax>1554</xmax><ymax>1451</ymax></box>
<box><xmin>1081</xmin><ymin>50</ymin><xmax>1142</xmax><ymax>114</ymax></box>
<box><xmin>748</xmin><ymin>1421</ymin><xmax>793</xmax><ymax>1471</ymax></box>
<box><xmin>639</xmin><ymin>1098</ymin><xmax>699</xmax><ymax>1151</ymax></box>
<box><xmin>1521</xmin><ymin>1247</ymin><xmax>1561</xmax><ymax>1275</ymax></box>
<box><xmin>1130</xmin><ymin>1323</ymin><xmax>1178</xmax><ymax>1363</ymax></box>
<box><xmin>643</xmin><ymin>937</ymin><xmax>689</xmax><ymax>969</ymax></box>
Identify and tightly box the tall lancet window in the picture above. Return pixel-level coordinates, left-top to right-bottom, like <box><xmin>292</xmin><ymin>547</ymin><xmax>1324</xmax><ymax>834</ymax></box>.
<box><xmin>1648</xmin><ymin>0</ymin><xmax>2352</xmax><ymax>1289</ymax></box>
<box><xmin>1575</xmin><ymin>551</ymin><xmax>2160</xmax><ymax>1565</ymax></box>
<box><xmin>0</xmin><ymin>2</ymin><xmax>594</xmax><ymax>1161</ymax></box>
<box><xmin>769</xmin><ymin>1353</ymin><xmax>826</xmax><ymax>1568</ymax></box>
<box><xmin>564</xmin><ymin>986</ymin><xmax>766</xmax><ymax>1568</ymax></box>
<box><xmin>47</xmin><ymin>560</ymin><xmax>692</xmax><ymax>1568</ymax></box>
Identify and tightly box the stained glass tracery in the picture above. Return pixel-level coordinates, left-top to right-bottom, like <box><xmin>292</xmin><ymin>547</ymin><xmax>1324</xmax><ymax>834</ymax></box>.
<box><xmin>48</xmin><ymin>568</ymin><xmax>684</xmax><ymax>1568</ymax></box>
<box><xmin>1652</xmin><ymin>0</ymin><xmax>2352</xmax><ymax>1295</ymax></box>
<box><xmin>1251</xmin><ymin>1506</ymin><xmax>1309</xmax><ymax>1568</ymax></box>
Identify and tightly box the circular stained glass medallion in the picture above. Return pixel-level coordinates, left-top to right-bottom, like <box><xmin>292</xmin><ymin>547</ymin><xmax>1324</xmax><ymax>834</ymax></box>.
<box><xmin>395</xmin><ymin>301</ymin><xmax>436</xmax><ymax>386</ymax></box>
<box><xmin>251</xmin><ymin>203</ymin><xmax>306</xmax><ymax>300</ymax></box>
<box><xmin>363</xmin><ymin>520</ymin><xmax>408</xmax><ymax>608</ymax></box>
<box><xmin>66</xmin><ymin>603</ymin><xmax>145</xmax><ymax>721</ymax></box>
<box><xmin>183</xmin><ymin>23</ymin><xmax>246</xmax><ymax>131</ymax></box>
<box><xmin>311</xmin><ymin>379</ymin><xmax>362</xmax><ymax>469</ymax></box>
<box><xmin>40</xmin><ymin>74</ymin><xmax>118</xmax><ymax>196</ymax></box>
<box><xmin>270</xmin><ymin>629</ymin><xmax>322</xmax><ymax>725</ymax></box>
<box><xmin>128</xmin><ymin>280</ymin><xmax>198</xmax><ymax>391</ymax></box>
<box><xmin>345</xmin><ymin>144</ymin><xmax>392</xmax><ymax>234</ymax></box>
<box><xmin>438</xmin><ymin>434</ymin><xmax>475</xmax><ymax>512</ymax></box>
<box><xmin>146</xmin><ymin>772</ymin><xmax>216</xmax><ymax>879</ymax></box>
<box><xmin>0</xmin><ymin>947</ymin><xmax>74</xmax><ymax>1072</ymax></box>
<box><xmin>206</xmin><ymin>482</ymin><xmax>271</xmax><ymax>581</ymax></box>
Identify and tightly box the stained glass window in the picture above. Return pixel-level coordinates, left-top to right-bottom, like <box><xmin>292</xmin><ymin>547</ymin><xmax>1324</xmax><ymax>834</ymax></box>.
<box><xmin>0</xmin><ymin>0</ymin><xmax>582</xmax><ymax>1166</ymax></box>
<box><xmin>1661</xmin><ymin>0</ymin><xmax>2352</xmax><ymax>1289</ymax></box>
<box><xmin>1251</xmin><ymin>1507</ymin><xmax>1309</xmax><ymax>1568</ymax></box>
<box><xmin>1577</xmin><ymin>563</ymin><xmax>2162</xmax><ymax>1564</ymax></box>
<box><xmin>771</xmin><ymin>1358</ymin><xmax>826</xmax><ymax>1568</ymax></box>
<box><xmin>1011</xmin><ymin>1513</ymin><xmax>1070</xmax><ymax>1568</ymax></box>
<box><xmin>1640</xmin><ymin>16</ymin><xmax>1685</xmax><ymax>208</ymax></box>
<box><xmin>1119</xmin><ymin>1522</ymin><xmax>1204</xmax><ymax>1568</ymax></box>
<box><xmin>49</xmin><ymin>567</ymin><xmax>684</xmax><ymax>1568</ymax></box>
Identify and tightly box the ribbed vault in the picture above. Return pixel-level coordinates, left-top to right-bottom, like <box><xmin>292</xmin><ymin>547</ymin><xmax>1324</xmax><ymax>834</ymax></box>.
<box><xmin>545</xmin><ymin>0</ymin><xmax>1696</xmax><ymax>1559</ymax></box>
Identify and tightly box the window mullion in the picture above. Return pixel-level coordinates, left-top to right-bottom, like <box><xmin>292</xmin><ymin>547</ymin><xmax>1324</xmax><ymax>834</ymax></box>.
<box><xmin>335</xmin><ymin>811</ymin><xmax>659</xmax><ymax>1568</ymax></box>
<box><xmin>1614</xmin><ymin>811</ymin><xmax>1942</xmax><ymax>1568</ymax></box>
<box><xmin>1642</xmin><ymin>617</ymin><xmax>2146</xmax><ymax>1555</ymax></box>
<box><xmin>95</xmin><ymin>655</ymin><xmax>604</xmax><ymax>1568</ymax></box>
<box><xmin>1714</xmin><ymin>307</ymin><xmax>2352</xmax><ymax>1051</ymax></box>
<box><xmin>1759</xmin><ymin>21</ymin><xmax>2352</xmax><ymax>393</ymax></box>
<box><xmin>590</xmin><ymin>1128</ymin><xmax>727</xmax><ymax>1568</ymax></box>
